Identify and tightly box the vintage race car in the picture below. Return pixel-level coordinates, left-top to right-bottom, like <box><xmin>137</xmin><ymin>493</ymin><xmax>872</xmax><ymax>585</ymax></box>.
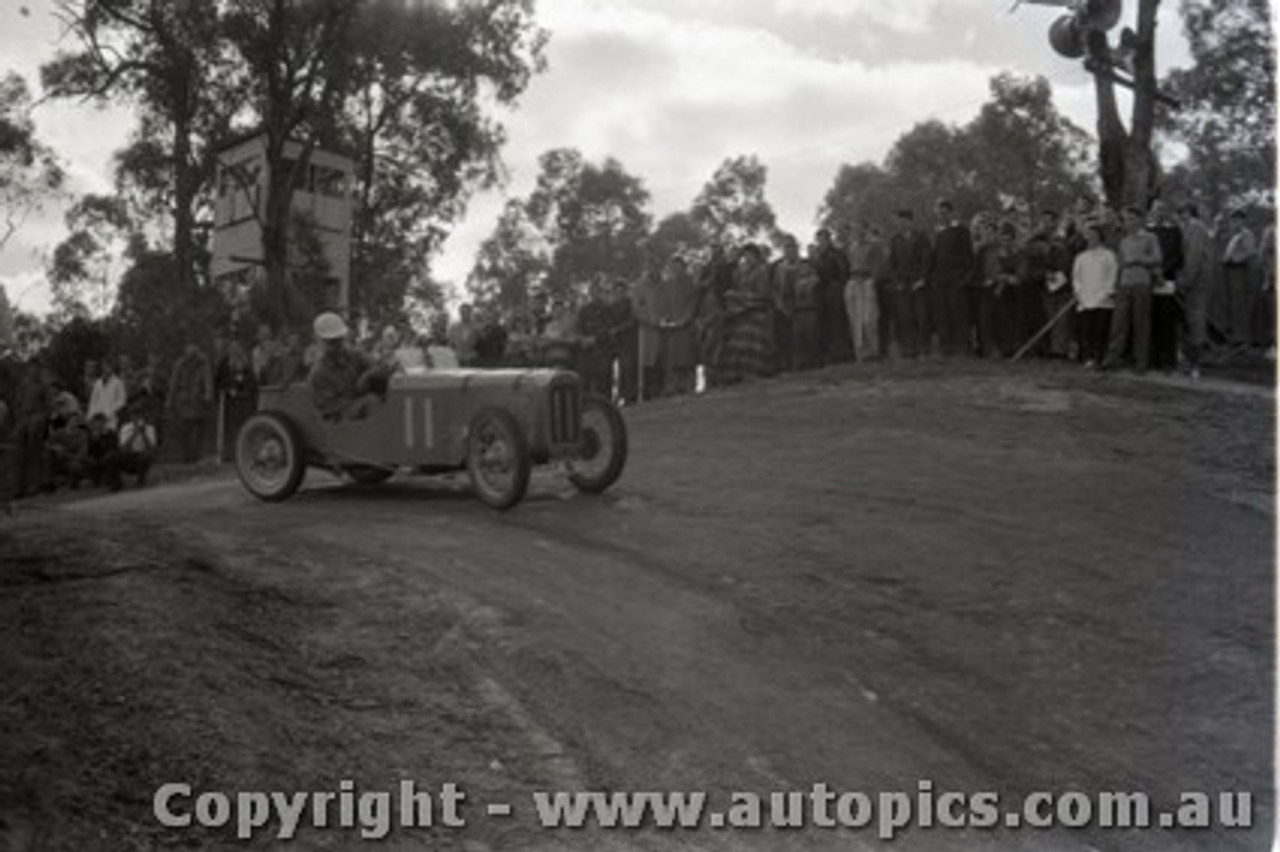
<box><xmin>234</xmin><ymin>369</ymin><xmax>626</xmax><ymax>509</ymax></box>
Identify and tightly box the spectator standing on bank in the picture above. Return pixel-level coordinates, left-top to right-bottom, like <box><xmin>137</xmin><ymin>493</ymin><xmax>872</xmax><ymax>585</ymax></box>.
<box><xmin>1221</xmin><ymin>209</ymin><xmax>1259</xmax><ymax>347</ymax></box>
<box><xmin>659</xmin><ymin>256</ymin><xmax>699</xmax><ymax>396</ymax></box>
<box><xmin>770</xmin><ymin>237</ymin><xmax>803</xmax><ymax>371</ymax></box>
<box><xmin>88</xmin><ymin>359</ymin><xmax>127</xmax><ymax>432</ymax></box>
<box><xmin>215</xmin><ymin>340</ymin><xmax>256</xmax><ymax>463</ymax></box>
<box><xmin>82</xmin><ymin>359</ymin><xmax>99</xmax><ymax>403</ymax></box>
<box><xmin>127</xmin><ymin>361</ymin><xmax>164</xmax><ymax>432</ymax></box>
<box><xmin>1177</xmin><ymin>204</ymin><xmax>1213</xmax><ymax>377</ymax></box>
<box><xmin>845</xmin><ymin>221</ymin><xmax>884</xmax><ymax>362</ymax></box>
<box><xmin>888</xmin><ymin>209</ymin><xmax>932</xmax><ymax>359</ymax></box>
<box><xmin>632</xmin><ymin>267</ymin><xmax>665</xmax><ymax>398</ymax></box>
<box><xmin>719</xmin><ymin>244</ymin><xmax>775</xmax><ymax>383</ymax></box>
<box><xmin>606</xmin><ymin>278</ymin><xmax>640</xmax><ymax>402</ymax></box>
<box><xmin>168</xmin><ymin>343</ymin><xmax>213</xmax><ymax>464</ymax></box>
<box><xmin>251</xmin><ymin>324</ymin><xmax>282</xmax><ymax>384</ymax></box>
<box><xmin>790</xmin><ymin>245</ymin><xmax>823</xmax><ymax>370</ymax></box>
<box><xmin>811</xmin><ymin>228</ymin><xmax>852</xmax><ymax>364</ymax></box>
<box><xmin>927</xmin><ymin>200</ymin><xmax>975</xmax><ymax>358</ymax></box>
<box><xmin>1258</xmin><ymin>224</ymin><xmax>1276</xmax><ymax>352</ymax></box>
<box><xmin>449</xmin><ymin>304</ymin><xmax>480</xmax><ymax>367</ymax></box>
<box><xmin>576</xmin><ymin>278</ymin><xmax>618</xmax><ymax>397</ymax></box>
<box><xmin>1072</xmin><ymin>222</ymin><xmax>1117</xmax><ymax>368</ymax></box>
<box><xmin>13</xmin><ymin>362</ymin><xmax>51</xmax><ymax>497</ymax></box>
<box><xmin>1103</xmin><ymin>207</ymin><xmax>1162</xmax><ymax>373</ymax></box>
<box><xmin>1148</xmin><ymin>200</ymin><xmax>1185</xmax><ymax>371</ymax></box>
<box><xmin>1039</xmin><ymin>211</ymin><xmax>1075</xmax><ymax>359</ymax></box>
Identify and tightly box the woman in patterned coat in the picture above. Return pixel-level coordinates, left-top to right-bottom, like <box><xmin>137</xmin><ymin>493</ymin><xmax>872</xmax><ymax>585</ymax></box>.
<box><xmin>718</xmin><ymin>244</ymin><xmax>774</xmax><ymax>383</ymax></box>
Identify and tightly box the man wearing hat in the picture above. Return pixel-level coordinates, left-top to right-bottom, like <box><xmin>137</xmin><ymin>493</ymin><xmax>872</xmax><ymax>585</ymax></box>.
<box><xmin>308</xmin><ymin>312</ymin><xmax>394</xmax><ymax>421</ymax></box>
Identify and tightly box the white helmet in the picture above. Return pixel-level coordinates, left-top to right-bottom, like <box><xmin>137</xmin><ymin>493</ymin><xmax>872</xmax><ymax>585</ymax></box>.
<box><xmin>313</xmin><ymin>312</ymin><xmax>348</xmax><ymax>341</ymax></box>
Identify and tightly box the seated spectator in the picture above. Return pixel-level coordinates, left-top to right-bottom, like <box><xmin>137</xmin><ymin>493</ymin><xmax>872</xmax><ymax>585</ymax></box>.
<box><xmin>49</xmin><ymin>382</ymin><xmax>83</xmax><ymax>429</ymax></box>
<box><xmin>108</xmin><ymin>406</ymin><xmax>157</xmax><ymax>491</ymax></box>
<box><xmin>84</xmin><ymin>413</ymin><xmax>118</xmax><ymax>487</ymax></box>
<box><xmin>46</xmin><ymin>412</ymin><xmax>90</xmax><ymax>489</ymax></box>
<box><xmin>251</xmin><ymin>324</ymin><xmax>283</xmax><ymax>384</ymax></box>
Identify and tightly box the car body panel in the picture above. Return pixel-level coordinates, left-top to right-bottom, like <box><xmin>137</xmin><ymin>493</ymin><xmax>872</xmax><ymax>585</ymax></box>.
<box><xmin>257</xmin><ymin>369</ymin><xmax>582</xmax><ymax>470</ymax></box>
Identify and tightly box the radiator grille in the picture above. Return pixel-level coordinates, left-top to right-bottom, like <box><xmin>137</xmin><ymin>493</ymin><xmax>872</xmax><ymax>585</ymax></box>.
<box><xmin>549</xmin><ymin>384</ymin><xmax>580</xmax><ymax>445</ymax></box>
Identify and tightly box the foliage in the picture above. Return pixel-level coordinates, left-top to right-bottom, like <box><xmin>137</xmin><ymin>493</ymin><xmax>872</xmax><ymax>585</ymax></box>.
<box><xmin>112</xmin><ymin>244</ymin><xmax>230</xmax><ymax>364</ymax></box>
<box><xmin>469</xmin><ymin>148</ymin><xmax>651</xmax><ymax>319</ymax></box>
<box><xmin>524</xmin><ymin>149</ymin><xmax>652</xmax><ymax>299</ymax></box>
<box><xmin>468</xmin><ymin>199</ymin><xmax>549</xmax><ymax>323</ymax></box>
<box><xmin>44</xmin><ymin>0</ymin><xmax>232</xmax><ymax>288</ymax></box>
<box><xmin>689</xmin><ymin>154</ymin><xmax>782</xmax><ymax>248</ymax></box>
<box><xmin>46</xmin><ymin>194</ymin><xmax>132</xmax><ymax>318</ymax></box>
<box><xmin>220</xmin><ymin>0</ymin><xmax>547</xmax><ymax>328</ymax></box>
<box><xmin>0</xmin><ymin>72</ymin><xmax>65</xmax><ymax>256</ymax></box>
<box><xmin>819</xmin><ymin>74</ymin><xmax>1095</xmax><ymax>232</ymax></box>
<box><xmin>647</xmin><ymin>211</ymin><xmax>703</xmax><ymax>266</ymax></box>
<box><xmin>1159</xmin><ymin>0</ymin><xmax>1275</xmax><ymax>212</ymax></box>
<box><xmin>966</xmin><ymin>74</ymin><xmax>1094</xmax><ymax>213</ymax></box>
<box><xmin>41</xmin><ymin>0</ymin><xmax>548</xmax><ymax>331</ymax></box>
<box><xmin>41</xmin><ymin>314</ymin><xmax>113</xmax><ymax>392</ymax></box>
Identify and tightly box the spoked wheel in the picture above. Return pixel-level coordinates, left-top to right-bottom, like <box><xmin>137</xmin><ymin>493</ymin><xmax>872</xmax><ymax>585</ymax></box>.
<box><xmin>466</xmin><ymin>408</ymin><xmax>531</xmax><ymax>510</ymax></box>
<box><xmin>236</xmin><ymin>412</ymin><xmax>306</xmax><ymax>502</ymax></box>
<box><xmin>568</xmin><ymin>395</ymin><xmax>628</xmax><ymax>494</ymax></box>
<box><xmin>343</xmin><ymin>464</ymin><xmax>394</xmax><ymax>485</ymax></box>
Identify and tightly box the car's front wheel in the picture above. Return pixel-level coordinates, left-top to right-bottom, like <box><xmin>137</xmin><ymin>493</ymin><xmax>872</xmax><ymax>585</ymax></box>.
<box><xmin>568</xmin><ymin>395</ymin><xmax>627</xmax><ymax>494</ymax></box>
<box><xmin>466</xmin><ymin>408</ymin><xmax>531</xmax><ymax>510</ymax></box>
<box><xmin>236</xmin><ymin>412</ymin><xmax>307</xmax><ymax>502</ymax></box>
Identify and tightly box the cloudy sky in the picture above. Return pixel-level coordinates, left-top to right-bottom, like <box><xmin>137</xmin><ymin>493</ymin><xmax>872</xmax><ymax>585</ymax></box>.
<box><xmin>0</xmin><ymin>0</ymin><xmax>1192</xmax><ymax>315</ymax></box>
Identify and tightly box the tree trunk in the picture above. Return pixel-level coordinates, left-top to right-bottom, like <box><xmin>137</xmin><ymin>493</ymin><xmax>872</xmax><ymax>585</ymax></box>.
<box><xmin>1086</xmin><ymin>0</ymin><xmax>1163</xmax><ymax>209</ymax></box>
<box><xmin>172</xmin><ymin>103</ymin><xmax>195</xmax><ymax>292</ymax></box>
<box><xmin>1122</xmin><ymin>0</ymin><xmax>1162</xmax><ymax>206</ymax></box>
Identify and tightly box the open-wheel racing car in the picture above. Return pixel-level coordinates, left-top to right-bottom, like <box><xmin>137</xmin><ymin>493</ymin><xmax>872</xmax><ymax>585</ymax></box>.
<box><xmin>234</xmin><ymin>369</ymin><xmax>627</xmax><ymax>510</ymax></box>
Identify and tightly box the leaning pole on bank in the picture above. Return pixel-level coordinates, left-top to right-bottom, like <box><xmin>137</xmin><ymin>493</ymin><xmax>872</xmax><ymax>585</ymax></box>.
<box><xmin>1012</xmin><ymin>297</ymin><xmax>1079</xmax><ymax>363</ymax></box>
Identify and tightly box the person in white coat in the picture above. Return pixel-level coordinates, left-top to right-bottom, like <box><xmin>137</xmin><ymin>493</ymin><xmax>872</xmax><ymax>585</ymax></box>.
<box><xmin>88</xmin><ymin>359</ymin><xmax>127</xmax><ymax>431</ymax></box>
<box><xmin>1072</xmin><ymin>222</ymin><xmax>1118</xmax><ymax>369</ymax></box>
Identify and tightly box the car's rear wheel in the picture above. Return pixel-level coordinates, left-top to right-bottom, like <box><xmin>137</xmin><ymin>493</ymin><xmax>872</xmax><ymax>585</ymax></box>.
<box><xmin>236</xmin><ymin>412</ymin><xmax>306</xmax><ymax>502</ymax></box>
<box><xmin>467</xmin><ymin>408</ymin><xmax>531</xmax><ymax>510</ymax></box>
<box><xmin>568</xmin><ymin>395</ymin><xmax>627</xmax><ymax>494</ymax></box>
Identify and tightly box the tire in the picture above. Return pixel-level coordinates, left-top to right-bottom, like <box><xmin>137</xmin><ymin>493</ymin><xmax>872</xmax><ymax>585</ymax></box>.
<box><xmin>568</xmin><ymin>395</ymin><xmax>628</xmax><ymax>494</ymax></box>
<box><xmin>236</xmin><ymin>412</ymin><xmax>306</xmax><ymax>502</ymax></box>
<box><xmin>344</xmin><ymin>464</ymin><xmax>394</xmax><ymax>485</ymax></box>
<box><xmin>466</xmin><ymin>407</ymin><xmax>531</xmax><ymax>510</ymax></box>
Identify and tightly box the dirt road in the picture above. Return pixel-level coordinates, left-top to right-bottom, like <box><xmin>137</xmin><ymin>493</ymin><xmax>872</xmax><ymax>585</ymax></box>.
<box><xmin>0</xmin><ymin>361</ymin><xmax>1272</xmax><ymax>851</ymax></box>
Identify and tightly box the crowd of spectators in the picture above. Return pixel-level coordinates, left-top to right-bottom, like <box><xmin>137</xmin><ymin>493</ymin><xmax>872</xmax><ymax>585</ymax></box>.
<box><xmin>1</xmin><ymin>194</ymin><xmax>1272</xmax><ymax>508</ymax></box>
<box><xmin>517</xmin><ymin>195</ymin><xmax>1275</xmax><ymax>401</ymax></box>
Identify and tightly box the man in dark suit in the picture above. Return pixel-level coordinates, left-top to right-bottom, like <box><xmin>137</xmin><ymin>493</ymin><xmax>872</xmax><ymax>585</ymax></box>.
<box><xmin>888</xmin><ymin>209</ymin><xmax>933</xmax><ymax>359</ymax></box>
<box><xmin>928</xmin><ymin>199</ymin><xmax>975</xmax><ymax>357</ymax></box>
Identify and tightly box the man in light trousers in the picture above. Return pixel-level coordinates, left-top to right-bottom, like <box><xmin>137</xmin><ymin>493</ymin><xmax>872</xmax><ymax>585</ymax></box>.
<box><xmin>845</xmin><ymin>221</ymin><xmax>883</xmax><ymax>361</ymax></box>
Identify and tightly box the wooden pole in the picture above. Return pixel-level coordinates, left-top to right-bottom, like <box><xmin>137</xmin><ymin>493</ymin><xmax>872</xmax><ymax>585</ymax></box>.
<box><xmin>1012</xmin><ymin>296</ymin><xmax>1078</xmax><ymax>362</ymax></box>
